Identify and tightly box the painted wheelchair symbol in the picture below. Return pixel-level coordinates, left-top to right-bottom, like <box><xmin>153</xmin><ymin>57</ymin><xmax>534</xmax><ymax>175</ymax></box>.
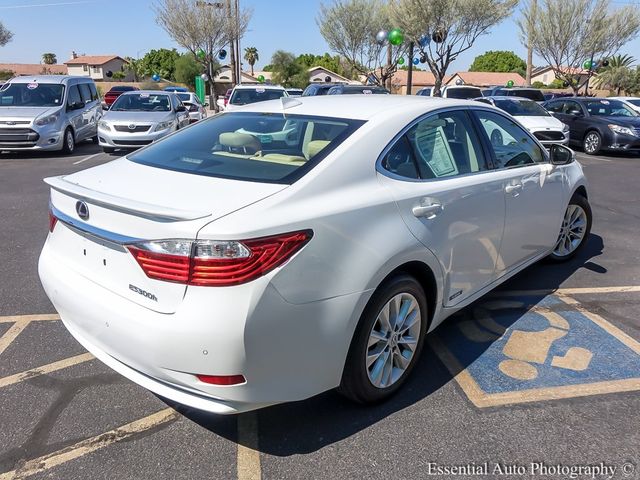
<box><xmin>457</xmin><ymin>300</ymin><xmax>593</xmax><ymax>381</ymax></box>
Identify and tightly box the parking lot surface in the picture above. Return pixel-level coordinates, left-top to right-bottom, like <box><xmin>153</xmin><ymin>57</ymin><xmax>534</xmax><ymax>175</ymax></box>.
<box><xmin>0</xmin><ymin>144</ymin><xmax>639</xmax><ymax>480</ymax></box>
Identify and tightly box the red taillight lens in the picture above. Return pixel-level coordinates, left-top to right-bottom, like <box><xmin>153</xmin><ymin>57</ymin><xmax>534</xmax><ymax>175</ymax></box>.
<box><xmin>127</xmin><ymin>230</ymin><xmax>312</xmax><ymax>287</ymax></box>
<box><xmin>224</xmin><ymin>97</ymin><xmax>229</xmax><ymax>106</ymax></box>
<box><xmin>196</xmin><ymin>374</ymin><xmax>246</xmax><ymax>385</ymax></box>
<box><xmin>48</xmin><ymin>209</ymin><xmax>58</xmax><ymax>233</ymax></box>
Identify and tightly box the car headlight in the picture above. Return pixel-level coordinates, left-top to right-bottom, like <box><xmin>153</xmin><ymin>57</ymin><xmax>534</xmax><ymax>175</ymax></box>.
<box><xmin>608</xmin><ymin>124</ymin><xmax>637</xmax><ymax>136</ymax></box>
<box><xmin>154</xmin><ymin>120</ymin><xmax>174</xmax><ymax>132</ymax></box>
<box><xmin>98</xmin><ymin>120</ymin><xmax>111</xmax><ymax>131</ymax></box>
<box><xmin>34</xmin><ymin>113</ymin><xmax>59</xmax><ymax>126</ymax></box>
<box><xmin>562</xmin><ymin>123</ymin><xmax>570</xmax><ymax>133</ymax></box>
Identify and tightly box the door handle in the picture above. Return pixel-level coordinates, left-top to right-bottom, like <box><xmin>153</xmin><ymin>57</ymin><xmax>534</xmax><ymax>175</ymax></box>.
<box><xmin>504</xmin><ymin>183</ymin><xmax>523</xmax><ymax>195</ymax></box>
<box><xmin>412</xmin><ymin>203</ymin><xmax>442</xmax><ymax>218</ymax></box>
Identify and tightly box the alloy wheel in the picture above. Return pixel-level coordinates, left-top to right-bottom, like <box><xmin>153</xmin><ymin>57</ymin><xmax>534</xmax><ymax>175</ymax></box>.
<box><xmin>553</xmin><ymin>204</ymin><xmax>587</xmax><ymax>257</ymax></box>
<box><xmin>66</xmin><ymin>130</ymin><xmax>74</xmax><ymax>153</ymax></box>
<box><xmin>366</xmin><ymin>293</ymin><xmax>421</xmax><ymax>389</ymax></box>
<box><xmin>584</xmin><ymin>133</ymin><xmax>599</xmax><ymax>154</ymax></box>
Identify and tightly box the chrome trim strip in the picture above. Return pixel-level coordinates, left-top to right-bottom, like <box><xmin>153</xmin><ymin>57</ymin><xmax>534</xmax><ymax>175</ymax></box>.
<box><xmin>51</xmin><ymin>205</ymin><xmax>142</xmax><ymax>245</ymax></box>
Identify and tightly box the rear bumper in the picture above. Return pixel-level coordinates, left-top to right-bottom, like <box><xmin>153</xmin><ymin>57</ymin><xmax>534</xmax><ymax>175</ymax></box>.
<box><xmin>38</xmin><ymin>238</ymin><xmax>366</xmax><ymax>414</ymax></box>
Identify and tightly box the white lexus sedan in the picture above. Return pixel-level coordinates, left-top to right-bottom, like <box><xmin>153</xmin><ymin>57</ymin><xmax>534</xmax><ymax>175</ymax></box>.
<box><xmin>39</xmin><ymin>96</ymin><xmax>591</xmax><ymax>414</ymax></box>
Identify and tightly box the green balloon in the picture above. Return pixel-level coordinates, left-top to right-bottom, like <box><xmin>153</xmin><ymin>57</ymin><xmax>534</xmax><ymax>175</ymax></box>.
<box><xmin>257</xmin><ymin>75</ymin><xmax>265</xmax><ymax>83</ymax></box>
<box><xmin>583</xmin><ymin>60</ymin><xmax>592</xmax><ymax>70</ymax></box>
<box><xmin>397</xmin><ymin>57</ymin><xmax>405</xmax><ymax>65</ymax></box>
<box><xmin>388</xmin><ymin>28</ymin><xmax>404</xmax><ymax>46</ymax></box>
<box><xmin>506</xmin><ymin>80</ymin><xmax>514</xmax><ymax>87</ymax></box>
<box><xmin>197</xmin><ymin>49</ymin><xmax>206</xmax><ymax>59</ymax></box>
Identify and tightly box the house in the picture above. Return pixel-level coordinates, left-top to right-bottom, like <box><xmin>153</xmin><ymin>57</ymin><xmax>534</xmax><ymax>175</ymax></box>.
<box><xmin>531</xmin><ymin>66</ymin><xmax>590</xmax><ymax>86</ymax></box>
<box><xmin>0</xmin><ymin>63</ymin><xmax>68</xmax><ymax>77</ymax></box>
<box><xmin>307</xmin><ymin>66</ymin><xmax>353</xmax><ymax>84</ymax></box>
<box><xmin>214</xmin><ymin>66</ymin><xmax>263</xmax><ymax>84</ymax></box>
<box><xmin>390</xmin><ymin>70</ymin><xmax>451</xmax><ymax>95</ymax></box>
<box><xmin>445</xmin><ymin>71</ymin><xmax>526</xmax><ymax>88</ymax></box>
<box><xmin>64</xmin><ymin>53</ymin><xmax>131</xmax><ymax>81</ymax></box>
<box><xmin>216</xmin><ymin>66</ymin><xmax>356</xmax><ymax>87</ymax></box>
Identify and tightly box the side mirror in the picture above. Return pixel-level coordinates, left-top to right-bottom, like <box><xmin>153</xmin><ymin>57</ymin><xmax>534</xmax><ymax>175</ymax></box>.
<box><xmin>68</xmin><ymin>101</ymin><xmax>84</xmax><ymax>111</ymax></box>
<box><xmin>550</xmin><ymin>144</ymin><xmax>575</xmax><ymax>165</ymax></box>
<box><xmin>176</xmin><ymin>104</ymin><xmax>186</xmax><ymax>112</ymax></box>
<box><xmin>102</xmin><ymin>104</ymin><xmax>110</xmax><ymax>111</ymax></box>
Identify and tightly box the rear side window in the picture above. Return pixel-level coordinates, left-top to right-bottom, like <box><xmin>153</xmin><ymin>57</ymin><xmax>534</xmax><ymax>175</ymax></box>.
<box><xmin>78</xmin><ymin>83</ymin><xmax>92</xmax><ymax>103</ymax></box>
<box><xmin>230</xmin><ymin>89</ymin><xmax>285</xmax><ymax>105</ymax></box>
<box><xmin>128</xmin><ymin>112</ymin><xmax>365</xmax><ymax>184</ymax></box>
<box><xmin>88</xmin><ymin>83</ymin><xmax>99</xmax><ymax>101</ymax></box>
<box><xmin>474</xmin><ymin>110</ymin><xmax>545</xmax><ymax>168</ymax></box>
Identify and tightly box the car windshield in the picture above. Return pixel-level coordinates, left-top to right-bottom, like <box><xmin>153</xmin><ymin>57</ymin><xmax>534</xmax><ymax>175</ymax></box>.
<box><xmin>230</xmin><ymin>88</ymin><xmax>286</xmax><ymax>105</ymax></box>
<box><xmin>494</xmin><ymin>99</ymin><xmax>549</xmax><ymax>117</ymax></box>
<box><xmin>128</xmin><ymin>112</ymin><xmax>365</xmax><ymax>184</ymax></box>
<box><xmin>585</xmin><ymin>100</ymin><xmax>638</xmax><ymax>117</ymax></box>
<box><xmin>0</xmin><ymin>82</ymin><xmax>65</xmax><ymax>107</ymax></box>
<box><xmin>446</xmin><ymin>88</ymin><xmax>482</xmax><ymax>99</ymax></box>
<box><xmin>111</xmin><ymin>93</ymin><xmax>171</xmax><ymax>112</ymax></box>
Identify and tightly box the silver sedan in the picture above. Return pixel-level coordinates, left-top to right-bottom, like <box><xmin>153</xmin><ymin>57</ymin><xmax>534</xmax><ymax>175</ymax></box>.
<box><xmin>98</xmin><ymin>91</ymin><xmax>190</xmax><ymax>153</ymax></box>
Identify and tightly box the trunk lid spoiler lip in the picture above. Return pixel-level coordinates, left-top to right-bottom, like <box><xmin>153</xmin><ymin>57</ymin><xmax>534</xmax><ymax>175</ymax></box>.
<box><xmin>44</xmin><ymin>175</ymin><xmax>212</xmax><ymax>222</ymax></box>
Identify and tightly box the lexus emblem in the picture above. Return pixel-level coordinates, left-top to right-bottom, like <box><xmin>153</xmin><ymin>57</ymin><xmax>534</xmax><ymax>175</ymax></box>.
<box><xmin>75</xmin><ymin>201</ymin><xmax>89</xmax><ymax>220</ymax></box>
<box><xmin>128</xmin><ymin>124</ymin><xmax>136</xmax><ymax>130</ymax></box>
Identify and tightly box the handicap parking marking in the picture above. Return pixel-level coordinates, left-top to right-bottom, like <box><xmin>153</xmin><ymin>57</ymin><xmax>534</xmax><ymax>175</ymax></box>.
<box><xmin>429</xmin><ymin>292</ymin><xmax>640</xmax><ymax>407</ymax></box>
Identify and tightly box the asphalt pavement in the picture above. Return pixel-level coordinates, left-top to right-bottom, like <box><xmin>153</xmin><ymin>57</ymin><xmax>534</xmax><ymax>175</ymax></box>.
<box><xmin>0</xmin><ymin>143</ymin><xmax>638</xmax><ymax>480</ymax></box>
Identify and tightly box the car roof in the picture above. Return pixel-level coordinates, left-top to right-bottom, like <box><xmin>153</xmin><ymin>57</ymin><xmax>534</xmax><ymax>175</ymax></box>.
<box><xmin>120</xmin><ymin>90</ymin><xmax>173</xmax><ymax>95</ymax></box>
<box><xmin>226</xmin><ymin>95</ymin><xmax>484</xmax><ymax>121</ymax></box>
<box><xmin>483</xmin><ymin>95</ymin><xmax>532</xmax><ymax>101</ymax></box>
<box><xmin>7</xmin><ymin>75</ymin><xmax>90</xmax><ymax>85</ymax></box>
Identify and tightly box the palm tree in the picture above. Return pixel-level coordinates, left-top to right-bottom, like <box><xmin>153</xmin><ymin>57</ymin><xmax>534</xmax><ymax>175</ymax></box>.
<box><xmin>42</xmin><ymin>53</ymin><xmax>57</xmax><ymax>65</ymax></box>
<box><xmin>592</xmin><ymin>54</ymin><xmax>636</xmax><ymax>94</ymax></box>
<box><xmin>244</xmin><ymin>47</ymin><xmax>259</xmax><ymax>76</ymax></box>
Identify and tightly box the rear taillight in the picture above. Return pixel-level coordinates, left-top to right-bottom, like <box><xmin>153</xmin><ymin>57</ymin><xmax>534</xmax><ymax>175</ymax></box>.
<box><xmin>224</xmin><ymin>97</ymin><xmax>229</xmax><ymax>106</ymax></box>
<box><xmin>127</xmin><ymin>230</ymin><xmax>312</xmax><ymax>287</ymax></box>
<box><xmin>48</xmin><ymin>208</ymin><xmax>58</xmax><ymax>233</ymax></box>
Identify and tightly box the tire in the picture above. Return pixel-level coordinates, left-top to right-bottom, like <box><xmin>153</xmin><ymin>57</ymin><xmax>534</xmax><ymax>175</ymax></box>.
<box><xmin>549</xmin><ymin>194</ymin><xmax>592</xmax><ymax>262</ymax></box>
<box><xmin>92</xmin><ymin>135</ymin><xmax>99</xmax><ymax>144</ymax></box>
<box><xmin>338</xmin><ymin>274</ymin><xmax>428</xmax><ymax>404</ymax></box>
<box><xmin>103</xmin><ymin>147</ymin><xmax>115</xmax><ymax>154</ymax></box>
<box><xmin>583</xmin><ymin>130</ymin><xmax>602</xmax><ymax>155</ymax></box>
<box><xmin>61</xmin><ymin>128</ymin><xmax>75</xmax><ymax>154</ymax></box>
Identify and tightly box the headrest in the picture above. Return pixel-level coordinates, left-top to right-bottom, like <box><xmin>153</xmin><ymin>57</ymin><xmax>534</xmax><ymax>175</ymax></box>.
<box><xmin>219</xmin><ymin>132</ymin><xmax>261</xmax><ymax>153</ymax></box>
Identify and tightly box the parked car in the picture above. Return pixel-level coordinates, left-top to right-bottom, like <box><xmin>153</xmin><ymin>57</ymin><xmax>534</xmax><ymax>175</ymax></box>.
<box><xmin>225</xmin><ymin>85</ymin><xmax>288</xmax><ymax>111</ymax></box>
<box><xmin>544</xmin><ymin>97</ymin><xmax>640</xmax><ymax>154</ymax></box>
<box><xmin>483</xmin><ymin>87</ymin><xmax>545</xmax><ymax>102</ymax></box>
<box><xmin>286</xmin><ymin>88</ymin><xmax>304</xmax><ymax>97</ymax></box>
<box><xmin>0</xmin><ymin>75</ymin><xmax>101</xmax><ymax>154</ymax></box>
<box><xmin>40</xmin><ymin>96</ymin><xmax>590</xmax><ymax>414</ymax></box>
<box><xmin>476</xmin><ymin>96</ymin><xmax>569</xmax><ymax>147</ymax></box>
<box><xmin>164</xmin><ymin>86</ymin><xmax>189</xmax><ymax>93</ymax></box>
<box><xmin>609</xmin><ymin>96</ymin><xmax>640</xmax><ymax>114</ymax></box>
<box><xmin>97</xmin><ymin>90</ymin><xmax>189</xmax><ymax>153</ymax></box>
<box><xmin>176</xmin><ymin>92</ymin><xmax>207</xmax><ymax>123</ymax></box>
<box><xmin>104</xmin><ymin>85</ymin><xmax>139</xmax><ymax>107</ymax></box>
<box><xmin>302</xmin><ymin>83</ymin><xmax>343</xmax><ymax>96</ymax></box>
<box><xmin>415</xmin><ymin>87</ymin><xmax>432</xmax><ymax>96</ymax></box>
<box><xmin>327</xmin><ymin>85</ymin><xmax>390</xmax><ymax>95</ymax></box>
<box><xmin>439</xmin><ymin>85</ymin><xmax>483</xmax><ymax>99</ymax></box>
<box><xmin>215</xmin><ymin>88</ymin><xmax>233</xmax><ymax>112</ymax></box>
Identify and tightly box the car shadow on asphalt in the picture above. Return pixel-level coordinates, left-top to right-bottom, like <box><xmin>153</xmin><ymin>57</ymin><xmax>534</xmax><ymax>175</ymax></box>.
<box><xmin>171</xmin><ymin>234</ymin><xmax>605</xmax><ymax>456</ymax></box>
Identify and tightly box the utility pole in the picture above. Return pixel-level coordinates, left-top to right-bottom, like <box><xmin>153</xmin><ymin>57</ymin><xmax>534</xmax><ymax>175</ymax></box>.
<box><xmin>235</xmin><ymin>0</ymin><xmax>241</xmax><ymax>83</ymax></box>
<box><xmin>386</xmin><ymin>44</ymin><xmax>392</xmax><ymax>90</ymax></box>
<box><xmin>406</xmin><ymin>42</ymin><xmax>414</xmax><ymax>95</ymax></box>
<box><xmin>525</xmin><ymin>0</ymin><xmax>537</xmax><ymax>87</ymax></box>
<box><xmin>225</xmin><ymin>0</ymin><xmax>237</xmax><ymax>85</ymax></box>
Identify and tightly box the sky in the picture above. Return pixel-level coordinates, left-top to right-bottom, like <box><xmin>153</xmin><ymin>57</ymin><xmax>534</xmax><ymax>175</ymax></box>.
<box><xmin>1</xmin><ymin>0</ymin><xmax>639</xmax><ymax>73</ymax></box>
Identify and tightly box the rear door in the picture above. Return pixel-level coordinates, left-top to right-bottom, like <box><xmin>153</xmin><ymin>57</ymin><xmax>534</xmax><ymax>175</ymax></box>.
<box><xmin>471</xmin><ymin>108</ymin><xmax>565</xmax><ymax>275</ymax></box>
<box><xmin>378</xmin><ymin>108</ymin><xmax>506</xmax><ymax>306</ymax></box>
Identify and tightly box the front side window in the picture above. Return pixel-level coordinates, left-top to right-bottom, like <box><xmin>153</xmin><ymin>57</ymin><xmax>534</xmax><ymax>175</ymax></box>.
<box><xmin>381</xmin><ymin>110</ymin><xmax>488</xmax><ymax>180</ymax></box>
<box><xmin>474</xmin><ymin>110</ymin><xmax>545</xmax><ymax>168</ymax></box>
<box><xmin>544</xmin><ymin>101</ymin><xmax>564</xmax><ymax>113</ymax></box>
<box><xmin>563</xmin><ymin>101</ymin><xmax>583</xmax><ymax>115</ymax></box>
<box><xmin>128</xmin><ymin>112</ymin><xmax>364</xmax><ymax>184</ymax></box>
<box><xmin>66</xmin><ymin>85</ymin><xmax>82</xmax><ymax>109</ymax></box>
<box><xmin>111</xmin><ymin>93</ymin><xmax>171</xmax><ymax>112</ymax></box>
<box><xmin>78</xmin><ymin>83</ymin><xmax>92</xmax><ymax>104</ymax></box>
<box><xmin>0</xmin><ymin>82</ymin><xmax>65</xmax><ymax>107</ymax></box>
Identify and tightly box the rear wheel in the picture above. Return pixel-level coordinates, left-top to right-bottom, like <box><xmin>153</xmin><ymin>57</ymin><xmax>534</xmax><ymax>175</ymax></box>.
<box><xmin>583</xmin><ymin>131</ymin><xmax>602</xmax><ymax>155</ymax></box>
<box><xmin>338</xmin><ymin>274</ymin><xmax>428</xmax><ymax>404</ymax></box>
<box><xmin>549</xmin><ymin>194</ymin><xmax>592</xmax><ymax>262</ymax></box>
<box><xmin>61</xmin><ymin>128</ymin><xmax>75</xmax><ymax>154</ymax></box>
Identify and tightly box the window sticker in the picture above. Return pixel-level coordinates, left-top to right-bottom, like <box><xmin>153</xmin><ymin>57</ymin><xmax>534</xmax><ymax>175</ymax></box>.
<box><xmin>27</xmin><ymin>83</ymin><xmax>38</xmax><ymax>90</ymax></box>
<box><xmin>415</xmin><ymin>126</ymin><xmax>458</xmax><ymax>177</ymax></box>
<box><xmin>256</xmin><ymin>88</ymin><xmax>266</xmax><ymax>94</ymax></box>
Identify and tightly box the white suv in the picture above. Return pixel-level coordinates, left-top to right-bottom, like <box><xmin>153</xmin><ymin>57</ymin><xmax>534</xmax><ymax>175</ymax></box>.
<box><xmin>225</xmin><ymin>85</ymin><xmax>288</xmax><ymax>111</ymax></box>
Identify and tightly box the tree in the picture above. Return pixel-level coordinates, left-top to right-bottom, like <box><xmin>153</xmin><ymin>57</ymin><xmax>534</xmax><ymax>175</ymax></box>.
<box><xmin>244</xmin><ymin>47</ymin><xmax>259</xmax><ymax>76</ymax></box>
<box><xmin>124</xmin><ymin>57</ymin><xmax>143</xmax><ymax>82</ymax></box>
<box><xmin>270</xmin><ymin>50</ymin><xmax>309</xmax><ymax>88</ymax></box>
<box><xmin>42</xmin><ymin>53</ymin><xmax>57</xmax><ymax>65</ymax></box>
<box><xmin>592</xmin><ymin>55</ymin><xmax>636</xmax><ymax>94</ymax></box>
<box><xmin>139</xmin><ymin>48</ymin><xmax>180</xmax><ymax>80</ymax></box>
<box><xmin>470</xmin><ymin>51</ymin><xmax>526</xmax><ymax>73</ymax></box>
<box><xmin>518</xmin><ymin>0</ymin><xmax>640</xmax><ymax>95</ymax></box>
<box><xmin>317</xmin><ymin>0</ymin><xmax>406</xmax><ymax>87</ymax></box>
<box><xmin>0</xmin><ymin>21</ymin><xmax>12</xmax><ymax>47</ymax></box>
<box><xmin>389</xmin><ymin>0</ymin><xmax>518</xmax><ymax>96</ymax></box>
<box><xmin>112</xmin><ymin>71</ymin><xmax>126</xmax><ymax>80</ymax></box>
<box><xmin>175</xmin><ymin>53</ymin><xmax>204</xmax><ymax>89</ymax></box>
<box><xmin>154</xmin><ymin>0</ymin><xmax>252</xmax><ymax>101</ymax></box>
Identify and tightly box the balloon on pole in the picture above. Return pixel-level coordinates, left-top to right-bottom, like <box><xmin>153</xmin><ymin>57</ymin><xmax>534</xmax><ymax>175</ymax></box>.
<box><xmin>200</xmin><ymin>73</ymin><xmax>209</xmax><ymax>81</ymax></box>
<box><xmin>419</xmin><ymin>54</ymin><xmax>427</xmax><ymax>64</ymax></box>
<box><xmin>218</xmin><ymin>49</ymin><xmax>227</xmax><ymax>60</ymax></box>
<box><xmin>196</xmin><ymin>49</ymin><xmax>206</xmax><ymax>60</ymax></box>
<box><xmin>152</xmin><ymin>73</ymin><xmax>160</xmax><ymax>82</ymax></box>
<box><xmin>506</xmin><ymin>80</ymin><xmax>514</xmax><ymax>87</ymax></box>
<box><xmin>257</xmin><ymin>74</ymin><xmax>265</xmax><ymax>83</ymax></box>
<box><xmin>418</xmin><ymin>34</ymin><xmax>430</xmax><ymax>47</ymax></box>
<box><xmin>388</xmin><ymin>28</ymin><xmax>404</xmax><ymax>46</ymax></box>
<box><xmin>397</xmin><ymin>57</ymin><xmax>405</xmax><ymax>65</ymax></box>
<box><xmin>413</xmin><ymin>57</ymin><xmax>420</xmax><ymax>65</ymax></box>
<box><xmin>375</xmin><ymin>30</ymin><xmax>388</xmax><ymax>45</ymax></box>
<box><xmin>432</xmin><ymin>27</ymin><xmax>447</xmax><ymax>43</ymax></box>
<box><xmin>583</xmin><ymin>60</ymin><xmax>593</xmax><ymax>70</ymax></box>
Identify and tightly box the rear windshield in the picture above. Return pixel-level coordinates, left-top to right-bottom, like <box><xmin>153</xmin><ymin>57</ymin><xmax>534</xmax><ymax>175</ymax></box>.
<box><xmin>177</xmin><ymin>93</ymin><xmax>192</xmax><ymax>102</ymax></box>
<box><xmin>494</xmin><ymin>99</ymin><xmax>549</xmax><ymax>117</ymax></box>
<box><xmin>111</xmin><ymin>93</ymin><xmax>171</xmax><ymax>112</ymax></box>
<box><xmin>128</xmin><ymin>112</ymin><xmax>365</xmax><ymax>184</ymax></box>
<box><xmin>0</xmin><ymin>82</ymin><xmax>65</xmax><ymax>107</ymax></box>
<box><xmin>416</xmin><ymin>88</ymin><xmax>431</xmax><ymax>96</ymax></box>
<box><xmin>445</xmin><ymin>88</ymin><xmax>482</xmax><ymax>99</ymax></box>
<box><xmin>230</xmin><ymin>88</ymin><xmax>286</xmax><ymax>105</ymax></box>
<box><xmin>506</xmin><ymin>89</ymin><xmax>545</xmax><ymax>102</ymax></box>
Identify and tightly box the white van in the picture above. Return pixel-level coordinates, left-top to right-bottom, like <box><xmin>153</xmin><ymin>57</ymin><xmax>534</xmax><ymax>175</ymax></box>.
<box><xmin>0</xmin><ymin>75</ymin><xmax>102</xmax><ymax>154</ymax></box>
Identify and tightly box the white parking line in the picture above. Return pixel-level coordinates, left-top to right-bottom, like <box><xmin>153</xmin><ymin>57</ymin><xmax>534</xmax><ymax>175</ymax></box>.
<box><xmin>73</xmin><ymin>152</ymin><xmax>102</xmax><ymax>165</ymax></box>
<box><xmin>237</xmin><ymin>412</ymin><xmax>261</xmax><ymax>480</ymax></box>
<box><xmin>498</xmin><ymin>286</ymin><xmax>640</xmax><ymax>297</ymax></box>
<box><xmin>0</xmin><ymin>314</ymin><xmax>59</xmax><ymax>323</ymax></box>
<box><xmin>0</xmin><ymin>353</ymin><xmax>94</xmax><ymax>389</ymax></box>
<box><xmin>0</xmin><ymin>320</ymin><xmax>30</xmax><ymax>356</ymax></box>
<box><xmin>0</xmin><ymin>408</ymin><xmax>179</xmax><ymax>480</ymax></box>
<box><xmin>576</xmin><ymin>154</ymin><xmax>612</xmax><ymax>162</ymax></box>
